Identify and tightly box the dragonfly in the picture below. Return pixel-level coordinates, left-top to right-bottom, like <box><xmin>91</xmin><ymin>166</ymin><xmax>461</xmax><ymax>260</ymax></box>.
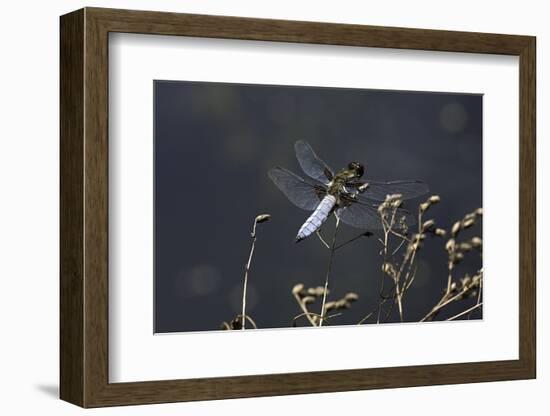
<box><xmin>268</xmin><ymin>140</ymin><xmax>429</xmax><ymax>242</ymax></box>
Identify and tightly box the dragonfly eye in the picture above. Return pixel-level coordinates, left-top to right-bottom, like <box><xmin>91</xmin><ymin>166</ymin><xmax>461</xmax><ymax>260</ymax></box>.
<box><xmin>348</xmin><ymin>162</ymin><xmax>364</xmax><ymax>178</ymax></box>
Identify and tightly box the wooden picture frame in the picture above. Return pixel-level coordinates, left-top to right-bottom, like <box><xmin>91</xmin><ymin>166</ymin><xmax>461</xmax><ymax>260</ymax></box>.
<box><xmin>60</xmin><ymin>7</ymin><xmax>536</xmax><ymax>407</ymax></box>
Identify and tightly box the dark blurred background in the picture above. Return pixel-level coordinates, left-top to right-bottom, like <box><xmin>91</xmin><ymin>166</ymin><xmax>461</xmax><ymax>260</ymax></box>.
<box><xmin>154</xmin><ymin>80</ymin><xmax>482</xmax><ymax>333</ymax></box>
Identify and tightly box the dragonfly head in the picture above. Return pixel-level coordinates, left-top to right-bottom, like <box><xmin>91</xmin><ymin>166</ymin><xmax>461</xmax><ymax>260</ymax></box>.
<box><xmin>348</xmin><ymin>162</ymin><xmax>365</xmax><ymax>178</ymax></box>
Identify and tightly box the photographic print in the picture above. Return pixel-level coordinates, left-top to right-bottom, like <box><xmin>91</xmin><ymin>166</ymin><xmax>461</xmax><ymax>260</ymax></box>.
<box><xmin>154</xmin><ymin>80</ymin><xmax>483</xmax><ymax>333</ymax></box>
<box><xmin>60</xmin><ymin>10</ymin><xmax>536</xmax><ymax>406</ymax></box>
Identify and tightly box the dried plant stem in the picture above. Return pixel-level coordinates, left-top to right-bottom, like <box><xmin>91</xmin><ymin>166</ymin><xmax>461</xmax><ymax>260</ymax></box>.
<box><xmin>292</xmin><ymin>312</ymin><xmax>342</xmax><ymax>326</ymax></box>
<box><xmin>379</xmin><ymin>205</ymin><xmax>402</xmax><ymax>322</ymax></box>
<box><xmin>391</xmin><ymin>238</ymin><xmax>407</xmax><ymax>256</ymax></box>
<box><xmin>316</xmin><ymin>230</ymin><xmax>330</xmax><ymax>249</ymax></box>
<box><xmin>395</xmin><ymin>287</ymin><xmax>404</xmax><ymax>321</ymax></box>
<box><xmin>420</xmin><ymin>276</ymin><xmax>481</xmax><ymax>322</ymax></box>
<box><xmin>293</xmin><ymin>312</ymin><xmax>323</xmax><ymax>324</ymax></box>
<box><xmin>446</xmin><ymin>263</ymin><xmax>454</xmax><ymax>295</ymax></box>
<box><xmin>376</xmin><ymin>274</ymin><xmax>386</xmax><ymax>323</ymax></box>
<box><xmin>357</xmin><ymin>311</ymin><xmax>374</xmax><ymax>325</ymax></box>
<box><xmin>420</xmin><ymin>290</ymin><xmax>463</xmax><ymax>322</ymax></box>
<box><xmin>236</xmin><ymin>314</ymin><xmax>258</xmax><ymax>329</ymax></box>
<box><xmin>241</xmin><ymin>234</ymin><xmax>256</xmax><ymax>330</ymax></box>
<box><xmin>319</xmin><ymin>216</ymin><xmax>340</xmax><ymax>327</ymax></box>
<box><xmin>292</xmin><ymin>292</ymin><xmax>317</xmax><ymax>326</ymax></box>
<box><xmin>477</xmin><ymin>278</ymin><xmax>483</xmax><ymax>304</ymax></box>
<box><xmin>241</xmin><ymin>215</ymin><xmax>270</xmax><ymax>330</ymax></box>
<box><xmin>402</xmin><ymin>263</ymin><xmax>418</xmax><ymax>293</ymax></box>
<box><xmin>359</xmin><ymin>283</ymin><xmax>396</xmax><ymax>325</ymax></box>
<box><xmin>421</xmin><ymin>210</ymin><xmax>483</xmax><ymax>323</ymax></box>
<box><xmin>469</xmin><ymin>278</ymin><xmax>483</xmax><ymax>319</ymax></box>
<box><xmin>446</xmin><ymin>302</ymin><xmax>483</xmax><ymax>321</ymax></box>
<box><xmin>394</xmin><ymin>210</ymin><xmax>423</xmax><ymax>318</ymax></box>
<box><xmin>388</xmin><ymin>201</ymin><xmax>432</xmax><ymax>322</ymax></box>
<box><xmin>389</xmin><ymin>229</ymin><xmax>410</xmax><ymax>241</ymax></box>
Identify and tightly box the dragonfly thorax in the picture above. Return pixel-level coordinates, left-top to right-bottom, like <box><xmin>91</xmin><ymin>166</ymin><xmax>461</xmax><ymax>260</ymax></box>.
<box><xmin>328</xmin><ymin>162</ymin><xmax>364</xmax><ymax>193</ymax></box>
<box><xmin>327</xmin><ymin>167</ymin><xmax>362</xmax><ymax>203</ymax></box>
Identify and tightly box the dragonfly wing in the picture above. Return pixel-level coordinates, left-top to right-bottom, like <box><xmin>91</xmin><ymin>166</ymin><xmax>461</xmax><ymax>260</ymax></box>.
<box><xmin>294</xmin><ymin>140</ymin><xmax>334</xmax><ymax>184</ymax></box>
<box><xmin>357</xmin><ymin>179</ymin><xmax>429</xmax><ymax>202</ymax></box>
<box><xmin>268</xmin><ymin>167</ymin><xmax>325</xmax><ymax>211</ymax></box>
<box><xmin>337</xmin><ymin>202</ymin><xmax>383</xmax><ymax>230</ymax></box>
<box><xmin>337</xmin><ymin>199</ymin><xmax>416</xmax><ymax>231</ymax></box>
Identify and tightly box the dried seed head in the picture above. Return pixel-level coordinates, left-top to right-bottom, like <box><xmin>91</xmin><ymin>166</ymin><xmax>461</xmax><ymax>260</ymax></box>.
<box><xmin>473</xmin><ymin>274</ymin><xmax>482</xmax><ymax>285</ymax></box>
<box><xmin>428</xmin><ymin>195</ymin><xmax>441</xmax><ymax>204</ymax></box>
<box><xmin>451</xmin><ymin>221</ymin><xmax>461</xmax><ymax>236</ymax></box>
<box><xmin>445</xmin><ymin>239</ymin><xmax>456</xmax><ymax>253</ymax></box>
<box><xmin>307</xmin><ymin>286</ymin><xmax>328</xmax><ymax>297</ymax></box>
<box><xmin>324</xmin><ymin>301</ymin><xmax>336</xmax><ymax>311</ymax></box>
<box><xmin>475</xmin><ymin>208</ymin><xmax>483</xmax><ymax>216</ymax></box>
<box><xmin>344</xmin><ymin>292</ymin><xmax>359</xmax><ymax>302</ymax></box>
<box><xmin>392</xmin><ymin>200</ymin><xmax>403</xmax><ymax>208</ymax></box>
<box><xmin>471</xmin><ymin>237</ymin><xmax>482</xmax><ymax>248</ymax></box>
<box><xmin>461</xmin><ymin>276</ymin><xmax>472</xmax><ymax>288</ymax></box>
<box><xmin>228</xmin><ymin>317</ymin><xmax>243</xmax><ymax>330</ymax></box>
<box><xmin>335</xmin><ymin>299</ymin><xmax>351</xmax><ymax>309</ymax></box>
<box><xmin>398</xmin><ymin>216</ymin><xmax>409</xmax><ymax>233</ymax></box>
<box><xmin>419</xmin><ymin>202</ymin><xmax>430</xmax><ymax>213</ymax></box>
<box><xmin>292</xmin><ymin>283</ymin><xmax>305</xmax><ymax>296</ymax></box>
<box><xmin>450</xmin><ymin>282</ymin><xmax>458</xmax><ymax>292</ymax></box>
<box><xmin>358</xmin><ymin>183</ymin><xmax>369</xmax><ymax>192</ymax></box>
<box><xmin>453</xmin><ymin>252</ymin><xmax>464</xmax><ymax>264</ymax></box>
<box><xmin>413</xmin><ymin>233</ymin><xmax>425</xmax><ymax>242</ymax></box>
<box><xmin>255</xmin><ymin>214</ymin><xmax>271</xmax><ymax>224</ymax></box>
<box><xmin>459</xmin><ymin>242</ymin><xmax>473</xmax><ymax>252</ymax></box>
<box><xmin>377</xmin><ymin>204</ymin><xmax>386</xmax><ymax>214</ymax></box>
<box><xmin>422</xmin><ymin>219</ymin><xmax>435</xmax><ymax>230</ymax></box>
<box><xmin>302</xmin><ymin>296</ymin><xmax>316</xmax><ymax>305</ymax></box>
<box><xmin>434</xmin><ymin>228</ymin><xmax>447</xmax><ymax>237</ymax></box>
<box><xmin>463</xmin><ymin>218</ymin><xmax>475</xmax><ymax>229</ymax></box>
<box><xmin>386</xmin><ymin>193</ymin><xmax>403</xmax><ymax>202</ymax></box>
<box><xmin>382</xmin><ymin>263</ymin><xmax>396</xmax><ymax>276</ymax></box>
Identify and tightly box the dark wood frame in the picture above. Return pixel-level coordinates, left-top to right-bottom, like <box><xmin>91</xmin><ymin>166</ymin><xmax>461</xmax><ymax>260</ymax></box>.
<box><xmin>60</xmin><ymin>7</ymin><xmax>536</xmax><ymax>408</ymax></box>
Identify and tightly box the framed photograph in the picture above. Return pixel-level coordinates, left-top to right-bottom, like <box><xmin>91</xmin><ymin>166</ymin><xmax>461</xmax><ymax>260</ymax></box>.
<box><xmin>60</xmin><ymin>7</ymin><xmax>536</xmax><ymax>407</ymax></box>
